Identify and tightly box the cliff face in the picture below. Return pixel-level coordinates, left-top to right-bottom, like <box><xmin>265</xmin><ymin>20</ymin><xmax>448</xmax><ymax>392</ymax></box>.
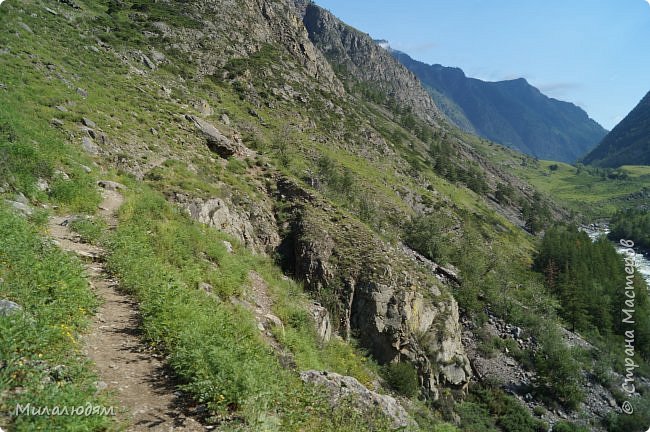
<box><xmin>275</xmin><ymin>177</ymin><xmax>471</xmax><ymax>398</ymax></box>
<box><xmin>298</xmin><ymin>3</ymin><xmax>443</xmax><ymax>126</ymax></box>
<box><xmin>152</xmin><ymin>0</ymin><xmax>344</xmax><ymax>95</ymax></box>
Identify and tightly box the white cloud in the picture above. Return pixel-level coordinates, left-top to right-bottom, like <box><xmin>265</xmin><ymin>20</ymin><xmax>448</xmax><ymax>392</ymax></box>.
<box><xmin>646</xmin><ymin>0</ymin><xmax>650</xmax><ymax>6</ymax></box>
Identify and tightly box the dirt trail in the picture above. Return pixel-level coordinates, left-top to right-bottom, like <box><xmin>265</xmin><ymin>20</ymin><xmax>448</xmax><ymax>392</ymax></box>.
<box><xmin>48</xmin><ymin>186</ymin><xmax>205</xmax><ymax>431</ymax></box>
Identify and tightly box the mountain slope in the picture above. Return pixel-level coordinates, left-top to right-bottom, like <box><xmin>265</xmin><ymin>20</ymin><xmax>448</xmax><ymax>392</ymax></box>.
<box><xmin>1</xmin><ymin>0</ymin><xmax>643</xmax><ymax>430</ymax></box>
<box><xmin>299</xmin><ymin>2</ymin><xmax>443</xmax><ymax>127</ymax></box>
<box><xmin>583</xmin><ymin>90</ymin><xmax>650</xmax><ymax>167</ymax></box>
<box><xmin>392</xmin><ymin>50</ymin><xmax>607</xmax><ymax>163</ymax></box>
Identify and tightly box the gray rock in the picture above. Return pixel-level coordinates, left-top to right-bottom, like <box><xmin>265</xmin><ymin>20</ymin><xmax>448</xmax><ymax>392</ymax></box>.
<box><xmin>81</xmin><ymin>117</ymin><xmax>96</xmax><ymax>128</ymax></box>
<box><xmin>76</xmin><ymin>87</ymin><xmax>88</xmax><ymax>97</ymax></box>
<box><xmin>308</xmin><ymin>302</ymin><xmax>332</xmax><ymax>343</ymax></box>
<box><xmin>192</xmin><ymin>99</ymin><xmax>213</xmax><ymax>117</ymax></box>
<box><xmin>264</xmin><ymin>313</ymin><xmax>283</xmax><ymax>329</ymax></box>
<box><xmin>141</xmin><ymin>54</ymin><xmax>155</xmax><ymax>70</ymax></box>
<box><xmin>0</xmin><ymin>299</ymin><xmax>22</xmax><ymax>317</ymax></box>
<box><xmin>55</xmin><ymin>105</ymin><xmax>68</xmax><ymax>112</ymax></box>
<box><xmin>14</xmin><ymin>192</ymin><xmax>29</xmax><ymax>205</ymax></box>
<box><xmin>81</xmin><ymin>136</ymin><xmax>99</xmax><ymax>155</ymax></box>
<box><xmin>36</xmin><ymin>178</ymin><xmax>49</xmax><ymax>192</ymax></box>
<box><xmin>300</xmin><ymin>370</ymin><xmax>415</xmax><ymax>429</ymax></box>
<box><xmin>151</xmin><ymin>21</ymin><xmax>170</xmax><ymax>35</ymax></box>
<box><xmin>79</xmin><ymin>164</ymin><xmax>92</xmax><ymax>174</ymax></box>
<box><xmin>220</xmin><ymin>113</ymin><xmax>231</xmax><ymax>125</ymax></box>
<box><xmin>177</xmin><ymin>194</ymin><xmax>280</xmax><ymax>254</ymax></box>
<box><xmin>441</xmin><ymin>363</ymin><xmax>469</xmax><ymax>386</ymax></box>
<box><xmin>150</xmin><ymin>49</ymin><xmax>166</xmax><ymax>64</ymax></box>
<box><xmin>84</xmin><ymin>128</ymin><xmax>96</xmax><ymax>139</ymax></box>
<box><xmin>57</xmin><ymin>0</ymin><xmax>81</xmax><ymax>9</ymax></box>
<box><xmin>5</xmin><ymin>200</ymin><xmax>32</xmax><ymax>216</ymax></box>
<box><xmin>97</xmin><ymin>180</ymin><xmax>126</xmax><ymax>191</ymax></box>
<box><xmin>45</xmin><ymin>7</ymin><xmax>58</xmax><ymax>15</ymax></box>
<box><xmin>284</xmin><ymin>185</ymin><xmax>472</xmax><ymax>397</ymax></box>
<box><xmin>19</xmin><ymin>22</ymin><xmax>33</xmax><ymax>34</ymax></box>
<box><xmin>54</xmin><ymin>169</ymin><xmax>70</xmax><ymax>180</ymax></box>
<box><xmin>222</xmin><ymin>240</ymin><xmax>234</xmax><ymax>253</ymax></box>
<box><xmin>185</xmin><ymin>114</ymin><xmax>250</xmax><ymax>159</ymax></box>
<box><xmin>51</xmin><ymin>118</ymin><xmax>64</xmax><ymax>127</ymax></box>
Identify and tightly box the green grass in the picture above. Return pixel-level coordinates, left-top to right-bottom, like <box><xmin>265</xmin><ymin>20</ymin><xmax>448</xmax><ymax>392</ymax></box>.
<box><xmin>0</xmin><ymin>205</ymin><xmax>116</xmax><ymax>431</ymax></box>
<box><xmin>69</xmin><ymin>217</ymin><xmax>108</xmax><ymax>244</ymax></box>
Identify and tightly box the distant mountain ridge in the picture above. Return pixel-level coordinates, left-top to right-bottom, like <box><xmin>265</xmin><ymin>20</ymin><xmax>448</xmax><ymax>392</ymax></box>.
<box><xmin>387</xmin><ymin>46</ymin><xmax>607</xmax><ymax>163</ymax></box>
<box><xmin>582</xmin><ymin>90</ymin><xmax>650</xmax><ymax>167</ymax></box>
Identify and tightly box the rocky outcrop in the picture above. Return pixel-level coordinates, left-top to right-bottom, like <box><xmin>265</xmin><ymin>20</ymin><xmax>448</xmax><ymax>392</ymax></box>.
<box><xmin>185</xmin><ymin>115</ymin><xmax>252</xmax><ymax>159</ymax></box>
<box><xmin>300</xmin><ymin>370</ymin><xmax>415</xmax><ymax>429</ymax></box>
<box><xmin>172</xmin><ymin>192</ymin><xmax>280</xmax><ymax>255</ymax></box>
<box><xmin>277</xmin><ymin>178</ymin><xmax>471</xmax><ymax>398</ymax></box>
<box><xmin>299</xmin><ymin>2</ymin><xmax>442</xmax><ymax>126</ymax></box>
<box><xmin>153</xmin><ymin>0</ymin><xmax>343</xmax><ymax>96</ymax></box>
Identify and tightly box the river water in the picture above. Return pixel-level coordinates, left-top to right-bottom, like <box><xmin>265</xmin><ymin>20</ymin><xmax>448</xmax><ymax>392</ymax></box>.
<box><xmin>583</xmin><ymin>226</ymin><xmax>650</xmax><ymax>286</ymax></box>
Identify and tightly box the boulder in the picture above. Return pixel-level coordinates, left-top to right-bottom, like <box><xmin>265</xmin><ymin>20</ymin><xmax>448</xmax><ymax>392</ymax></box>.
<box><xmin>81</xmin><ymin>136</ymin><xmax>100</xmax><ymax>155</ymax></box>
<box><xmin>0</xmin><ymin>299</ymin><xmax>22</xmax><ymax>317</ymax></box>
<box><xmin>36</xmin><ymin>178</ymin><xmax>49</xmax><ymax>192</ymax></box>
<box><xmin>81</xmin><ymin>117</ymin><xmax>96</xmax><ymax>128</ymax></box>
<box><xmin>19</xmin><ymin>22</ymin><xmax>33</xmax><ymax>34</ymax></box>
<box><xmin>5</xmin><ymin>200</ymin><xmax>32</xmax><ymax>216</ymax></box>
<box><xmin>308</xmin><ymin>302</ymin><xmax>332</xmax><ymax>343</ymax></box>
<box><xmin>141</xmin><ymin>53</ymin><xmax>155</xmax><ymax>70</ymax></box>
<box><xmin>300</xmin><ymin>370</ymin><xmax>415</xmax><ymax>429</ymax></box>
<box><xmin>185</xmin><ymin>115</ymin><xmax>250</xmax><ymax>158</ymax></box>
<box><xmin>199</xmin><ymin>282</ymin><xmax>213</xmax><ymax>294</ymax></box>
<box><xmin>191</xmin><ymin>100</ymin><xmax>213</xmax><ymax>117</ymax></box>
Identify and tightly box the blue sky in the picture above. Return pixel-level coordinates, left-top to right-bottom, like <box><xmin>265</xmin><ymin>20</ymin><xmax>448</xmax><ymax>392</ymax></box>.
<box><xmin>314</xmin><ymin>0</ymin><xmax>650</xmax><ymax>130</ymax></box>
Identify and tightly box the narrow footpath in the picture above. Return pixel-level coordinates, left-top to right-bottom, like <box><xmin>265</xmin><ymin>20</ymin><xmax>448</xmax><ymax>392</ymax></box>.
<box><xmin>48</xmin><ymin>183</ymin><xmax>204</xmax><ymax>431</ymax></box>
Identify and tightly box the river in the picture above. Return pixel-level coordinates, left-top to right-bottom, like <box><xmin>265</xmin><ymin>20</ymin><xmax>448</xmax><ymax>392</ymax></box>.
<box><xmin>582</xmin><ymin>225</ymin><xmax>650</xmax><ymax>286</ymax></box>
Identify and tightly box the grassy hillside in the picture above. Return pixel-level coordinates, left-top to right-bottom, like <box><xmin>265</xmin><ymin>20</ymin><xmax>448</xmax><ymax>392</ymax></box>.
<box><xmin>469</xmin><ymin>135</ymin><xmax>650</xmax><ymax>218</ymax></box>
<box><xmin>2</xmin><ymin>0</ymin><xmax>649</xmax><ymax>431</ymax></box>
